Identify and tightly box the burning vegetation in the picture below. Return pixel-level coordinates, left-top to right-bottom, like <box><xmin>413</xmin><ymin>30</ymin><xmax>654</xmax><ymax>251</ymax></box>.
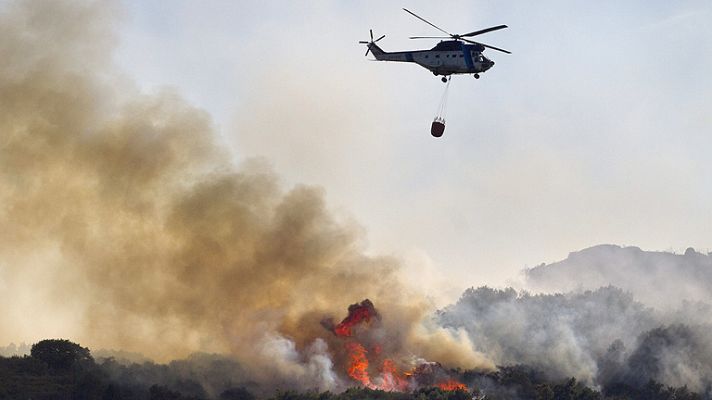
<box><xmin>321</xmin><ymin>299</ymin><xmax>470</xmax><ymax>393</ymax></box>
<box><xmin>1</xmin><ymin>337</ymin><xmax>704</xmax><ymax>400</ymax></box>
<box><xmin>0</xmin><ymin>1</ymin><xmax>494</xmax><ymax>397</ymax></box>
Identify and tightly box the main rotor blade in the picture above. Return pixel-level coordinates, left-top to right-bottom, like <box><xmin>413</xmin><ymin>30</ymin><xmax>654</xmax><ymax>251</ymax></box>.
<box><xmin>409</xmin><ymin>36</ymin><xmax>451</xmax><ymax>39</ymax></box>
<box><xmin>370</xmin><ymin>29</ymin><xmax>373</xmax><ymax>41</ymax></box>
<box><xmin>374</xmin><ymin>34</ymin><xmax>385</xmax><ymax>42</ymax></box>
<box><xmin>461</xmin><ymin>25</ymin><xmax>508</xmax><ymax>37</ymax></box>
<box><xmin>461</xmin><ymin>38</ymin><xmax>511</xmax><ymax>54</ymax></box>
<box><xmin>365</xmin><ymin>48</ymin><xmax>370</xmax><ymax>57</ymax></box>
<box><xmin>402</xmin><ymin>8</ymin><xmax>451</xmax><ymax>36</ymax></box>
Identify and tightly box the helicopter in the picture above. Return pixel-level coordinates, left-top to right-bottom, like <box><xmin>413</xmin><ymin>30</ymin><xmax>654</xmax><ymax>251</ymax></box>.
<box><xmin>360</xmin><ymin>8</ymin><xmax>510</xmax><ymax>82</ymax></box>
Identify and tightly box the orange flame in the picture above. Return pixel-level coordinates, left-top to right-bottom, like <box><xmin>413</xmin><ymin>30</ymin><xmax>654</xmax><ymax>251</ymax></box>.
<box><xmin>346</xmin><ymin>342</ymin><xmax>371</xmax><ymax>387</ymax></box>
<box><xmin>333</xmin><ymin>299</ymin><xmax>378</xmax><ymax>337</ymax></box>
<box><xmin>329</xmin><ymin>299</ymin><xmax>470</xmax><ymax>393</ymax></box>
<box><xmin>436</xmin><ymin>379</ymin><xmax>468</xmax><ymax>391</ymax></box>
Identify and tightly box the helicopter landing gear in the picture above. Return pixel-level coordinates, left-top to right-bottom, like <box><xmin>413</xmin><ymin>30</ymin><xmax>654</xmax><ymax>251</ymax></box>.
<box><xmin>474</xmin><ymin>74</ymin><xmax>480</xmax><ymax>79</ymax></box>
<box><xmin>441</xmin><ymin>76</ymin><xmax>448</xmax><ymax>83</ymax></box>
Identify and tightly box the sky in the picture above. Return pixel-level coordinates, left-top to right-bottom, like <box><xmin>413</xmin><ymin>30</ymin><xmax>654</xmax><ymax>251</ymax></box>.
<box><xmin>114</xmin><ymin>0</ymin><xmax>712</xmax><ymax>302</ymax></box>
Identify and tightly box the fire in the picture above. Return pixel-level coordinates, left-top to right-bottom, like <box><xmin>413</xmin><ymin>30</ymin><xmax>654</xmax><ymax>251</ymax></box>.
<box><xmin>379</xmin><ymin>359</ymin><xmax>409</xmax><ymax>392</ymax></box>
<box><xmin>332</xmin><ymin>299</ymin><xmax>379</xmax><ymax>337</ymax></box>
<box><xmin>345</xmin><ymin>342</ymin><xmax>371</xmax><ymax>387</ymax></box>
<box><xmin>343</xmin><ymin>349</ymin><xmax>410</xmax><ymax>392</ymax></box>
<box><xmin>327</xmin><ymin>299</ymin><xmax>470</xmax><ymax>393</ymax></box>
<box><xmin>437</xmin><ymin>379</ymin><xmax>468</xmax><ymax>391</ymax></box>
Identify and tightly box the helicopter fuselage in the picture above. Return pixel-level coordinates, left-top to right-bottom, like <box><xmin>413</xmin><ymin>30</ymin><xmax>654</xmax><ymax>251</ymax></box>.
<box><xmin>368</xmin><ymin>40</ymin><xmax>494</xmax><ymax>77</ymax></box>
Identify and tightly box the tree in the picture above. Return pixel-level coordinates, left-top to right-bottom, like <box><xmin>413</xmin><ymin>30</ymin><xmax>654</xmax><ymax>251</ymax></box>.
<box><xmin>30</xmin><ymin>339</ymin><xmax>94</xmax><ymax>370</ymax></box>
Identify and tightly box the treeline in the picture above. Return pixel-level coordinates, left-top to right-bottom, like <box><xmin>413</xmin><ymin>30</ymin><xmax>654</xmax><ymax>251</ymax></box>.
<box><xmin>0</xmin><ymin>339</ymin><xmax>704</xmax><ymax>399</ymax></box>
<box><xmin>460</xmin><ymin>365</ymin><xmax>703</xmax><ymax>400</ymax></box>
<box><xmin>0</xmin><ymin>339</ymin><xmax>246</xmax><ymax>400</ymax></box>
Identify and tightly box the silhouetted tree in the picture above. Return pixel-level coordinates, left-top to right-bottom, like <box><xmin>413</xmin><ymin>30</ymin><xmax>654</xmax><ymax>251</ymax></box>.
<box><xmin>31</xmin><ymin>339</ymin><xmax>93</xmax><ymax>370</ymax></box>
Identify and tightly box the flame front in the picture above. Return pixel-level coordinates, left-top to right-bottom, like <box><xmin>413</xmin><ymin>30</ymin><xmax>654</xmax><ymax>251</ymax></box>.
<box><xmin>437</xmin><ymin>379</ymin><xmax>468</xmax><ymax>391</ymax></box>
<box><xmin>346</xmin><ymin>342</ymin><xmax>371</xmax><ymax>387</ymax></box>
<box><xmin>328</xmin><ymin>299</ymin><xmax>470</xmax><ymax>393</ymax></box>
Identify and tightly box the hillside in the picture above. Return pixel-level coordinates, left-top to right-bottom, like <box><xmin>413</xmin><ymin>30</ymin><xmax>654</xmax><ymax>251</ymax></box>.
<box><xmin>525</xmin><ymin>245</ymin><xmax>712</xmax><ymax>308</ymax></box>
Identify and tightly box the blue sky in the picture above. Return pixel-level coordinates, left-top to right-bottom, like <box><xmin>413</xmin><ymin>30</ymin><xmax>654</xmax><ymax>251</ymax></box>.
<box><xmin>115</xmin><ymin>1</ymin><xmax>712</xmax><ymax>301</ymax></box>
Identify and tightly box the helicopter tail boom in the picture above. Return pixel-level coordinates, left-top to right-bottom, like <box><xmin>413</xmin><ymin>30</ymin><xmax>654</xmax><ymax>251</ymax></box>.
<box><xmin>366</xmin><ymin>42</ymin><xmax>386</xmax><ymax>58</ymax></box>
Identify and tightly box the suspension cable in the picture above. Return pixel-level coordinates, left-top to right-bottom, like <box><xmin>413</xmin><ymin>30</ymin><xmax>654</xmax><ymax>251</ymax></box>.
<box><xmin>435</xmin><ymin>77</ymin><xmax>451</xmax><ymax>122</ymax></box>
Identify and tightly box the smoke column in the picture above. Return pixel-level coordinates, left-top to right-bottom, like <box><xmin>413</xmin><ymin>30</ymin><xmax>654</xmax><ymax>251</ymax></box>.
<box><xmin>0</xmin><ymin>0</ymin><xmax>492</xmax><ymax>392</ymax></box>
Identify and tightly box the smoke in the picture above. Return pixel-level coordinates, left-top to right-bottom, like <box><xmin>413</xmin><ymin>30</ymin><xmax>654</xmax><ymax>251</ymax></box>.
<box><xmin>439</xmin><ymin>284</ymin><xmax>712</xmax><ymax>394</ymax></box>
<box><xmin>0</xmin><ymin>0</ymin><xmax>493</xmax><ymax>392</ymax></box>
<box><xmin>438</xmin><ymin>286</ymin><xmax>658</xmax><ymax>384</ymax></box>
<box><xmin>99</xmin><ymin>352</ymin><xmax>250</xmax><ymax>398</ymax></box>
<box><xmin>620</xmin><ymin>324</ymin><xmax>712</xmax><ymax>391</ymax></box>
<box><xmin>525</xmin><ymin>244</ymin><xmax>712</xmax><ymax>309</ymax></box>
<box><xmin>513</xmin><ymin>244</ymin><xmax>712</xmax><ymax>392</ymax></box>
<box><xmin>0</xmin><ymin>342</ymin><xmax>30</xmax><ymax>357</ymax></box>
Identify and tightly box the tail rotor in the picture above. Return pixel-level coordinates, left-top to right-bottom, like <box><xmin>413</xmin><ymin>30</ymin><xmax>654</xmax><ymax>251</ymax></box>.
<box><xmin>359</xmin><ymin>29</ymin><xmax>385</xmax><ymax>56</ymax></box>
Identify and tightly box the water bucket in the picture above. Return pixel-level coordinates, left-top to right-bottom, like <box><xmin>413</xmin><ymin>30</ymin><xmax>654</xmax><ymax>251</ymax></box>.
<box><xmin>431</xmin><ymin>120</ymin><xmax>445</xmax><ymax>137</ymax></box>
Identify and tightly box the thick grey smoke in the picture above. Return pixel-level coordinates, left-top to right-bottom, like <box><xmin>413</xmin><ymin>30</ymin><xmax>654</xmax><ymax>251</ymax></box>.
<box><xmin>0</xmin><ymin>0</ymin><xmax>492</xmax><ymax>392</ymax></box>
<box><xmin>438</xmin><ymin>286</ymin><xmax>658</xmax><ymax>384</ymax></box>
<box><xmin>599</xmin><ymin>324</ymin><xmax>712</xmax><ymax>393</ymax></box>
<box><xmin>438</xmin><ymin>243</ymin><xmax>712</xmax><ymax>394</ymax></box>
<box><xmin>521</xmin><ymin>245</ymin><xmax>712</xmax><ymax>391</ymax></box>
<box><xmin>439</xmin><ymin>286</ymin><xmax>712</xmax><ymax>393</ymax></box>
